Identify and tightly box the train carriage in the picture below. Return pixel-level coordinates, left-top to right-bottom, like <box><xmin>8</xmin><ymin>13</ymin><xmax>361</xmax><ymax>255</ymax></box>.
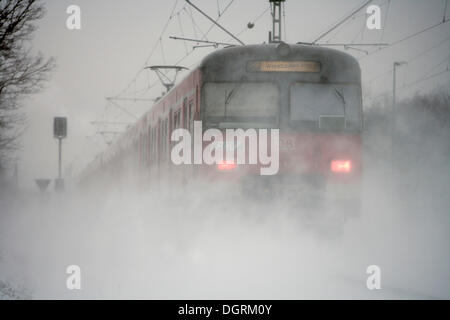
<box><xmin>80</xmin><ymin>42</ymin><xmax>363</xmax><ymax>214</ymax></box>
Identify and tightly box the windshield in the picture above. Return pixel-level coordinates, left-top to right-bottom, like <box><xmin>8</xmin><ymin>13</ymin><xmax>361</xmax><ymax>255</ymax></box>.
<box><xmin>290</xmin><ymin>83</ymin><xmax>362</xmax><ymax>130</ymax></box>
<box><xmin>203</xmin><ymin>82</ymin><xmax>279</xmax><ymax>129</ymax></box>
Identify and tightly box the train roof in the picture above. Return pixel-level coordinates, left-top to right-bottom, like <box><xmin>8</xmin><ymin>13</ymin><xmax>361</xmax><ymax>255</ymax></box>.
<box><xmin>197</xmin><ymin>42</ymin><xmax>361</xmax><ymax>84</ymax></box>
<box><xmin>200</xmin><ymin>42</ymin><xmax>360</xmax><ymax>69</ymax></box>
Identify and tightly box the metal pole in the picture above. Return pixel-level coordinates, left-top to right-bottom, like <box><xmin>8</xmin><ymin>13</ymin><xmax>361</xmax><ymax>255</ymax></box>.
<box><xmin>392</xmin><ymin>61</ymin><xmax>407</xmax><ymax>133</ymax></box>
<box><xmin>389</xmin><ymin>62</ymin><xmax>398</xmax><ymax>163</ymax></box>
<box><xmin>391</xmin><ymin>61</ymin><xmax>407</xmax><ymax>161</ymax></box>
<box><xmin>393</xmin><ymin>62</ymin><xmax>396</xmax><ymax>117</ymax></box>
<box><xmin>270</xmin><ymin>1</ymin><xmax>282</xmax><ymax>42</ymax></box>
<box><xmin>58</xmin><ymin>137</ymin><xmax>62</xmax><ymax>179</ymax></box>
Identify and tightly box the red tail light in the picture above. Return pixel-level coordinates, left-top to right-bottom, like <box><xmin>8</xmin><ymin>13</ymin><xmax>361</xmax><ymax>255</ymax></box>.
<box><xmin>330</xmin><ymin>160</ymin><xmax>352</xmax><ymax>173</ymax></box>
<box><xmin>217</xmin><ymin>161</ymin><xmax>237</xmax><ymax>171</ymax></box>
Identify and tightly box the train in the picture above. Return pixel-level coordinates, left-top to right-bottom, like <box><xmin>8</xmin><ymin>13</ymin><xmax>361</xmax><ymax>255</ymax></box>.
<box><xmin>80</xmin><ymin>42</ymin><xmax>363</xmax><ymax>213</ymax></box>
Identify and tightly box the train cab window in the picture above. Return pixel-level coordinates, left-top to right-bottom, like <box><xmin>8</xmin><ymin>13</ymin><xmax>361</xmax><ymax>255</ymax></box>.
<box><xmin>290</xmin><ymin>83</ymin><xmax>362</xmax><ymax>131</ymax></box>
<box><xmin>203</xmin><ymin>82</ymin><xmax>279</xmax><ymax>129</ymax></box>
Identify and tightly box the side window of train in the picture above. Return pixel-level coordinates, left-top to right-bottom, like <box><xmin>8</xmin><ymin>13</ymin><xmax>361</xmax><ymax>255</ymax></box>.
<box><xmin>150</xmin><ymin>127</ymin><xmax>153</xmax><ymax>156</ymax></box>
<box><xmin>145</xmin><ymin>132</ymin><xmax>148</xmax><ymax>163</ymax></box>
<box><xmin>162</xmin><ymin>120</ymin><xmax>166</xmax><ymax>160</ymax></box>
<box><xmin>188</xmin><ymin>100</ymin><xmax>194</xmax><ymax>132</ymax></box>
<box><xmin>164</xmin><ymin>118</ymin><xmax>169</xmax><ymax>160</ymax></box>
<box><xmin>161</xmin><ymin>119</ymin><xmax>166</xmax><ymax>161</ymax></box>
<box><xmin>143</xmin><ymin>133</ymin><xmax>146</xmax><ymax>164</ymax></box>
<box><xmin>182</xmin><ymin>97</ymin><xmax>188</xmax><ymax>129</ymax></box>
<box><xmin>158</xmin><ymin>119</ymin><xmax>162</xmax><ymax>160</ymax></box>
<box><xmin>154</xmin><ymin>127</ymin><xmax>157</xmax><ymax>155</ymax></box>
<box><xmin>174</xmin><ymin>110</ymin><xmax>181</xmax><ymax>129</ymax></box>
<box><xmin>147</xmin><ymin>126</ymin><xmax>153</xmax><ymax>162</ymax></box>
<box><xmin>196</xmin><ymin>85</ymin><xmax>199</xmax><ymax>115</ymax></box>
<box><xmin>152</xmin><ymin>127</ymin><xmax>156</xmax><ymax>158</ymax></box>
<box><xmin>139</xmin><ymin>133</ymin><xmax>143</xmax><ymax>165</ymax></box>
<box><xmin>173</xmin><ymin>112</ymin><xmax>176</xmax><ymax>129</ymax></box>
<box><xmin>142</xmin><ymin>132</ymin><xmax>146</xmax><ymax>164</ymax></box>
<box><xmin>134</xmin><ymin>139</ymin><xmax>138</xmax><ymax>164</ymax></box>
<box><xmin>154</xmin><ymin>127</ymin><xmax>157</xmax><ymax>153</ymax></box>
<box><xmin>169</xmin><ymin>109</ymin><xmax>173</xmax><ymax>143</ymax></box>
<box><xmin>160</xmin><ymin>120</ymin><xmax>163</xmax><ymax>160</ymax></box>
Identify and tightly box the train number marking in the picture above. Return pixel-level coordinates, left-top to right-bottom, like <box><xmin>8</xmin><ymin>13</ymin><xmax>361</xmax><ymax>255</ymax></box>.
<box><xmin>280</xmin><ymin>137</ymin><xmax>295</xmax><ymax>151</ymax></box>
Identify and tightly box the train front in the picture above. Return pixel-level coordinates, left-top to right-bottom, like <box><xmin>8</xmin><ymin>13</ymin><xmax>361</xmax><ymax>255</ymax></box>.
<box><xmin>198</xmin><ymin>43</ymin><xmax>363</xmax><ymax>215</ymax></box>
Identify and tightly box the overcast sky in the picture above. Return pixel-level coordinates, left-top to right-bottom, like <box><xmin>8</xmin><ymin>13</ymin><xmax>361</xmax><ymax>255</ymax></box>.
<box><xmin>16</xmin><ymin>0</ymin><xmax>450</xmax><ymax>189</ymax></box>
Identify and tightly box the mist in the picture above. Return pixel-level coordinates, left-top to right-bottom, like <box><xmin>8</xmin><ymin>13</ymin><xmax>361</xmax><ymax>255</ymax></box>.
<box><xmin>1</xmin><ymin>0</ymin><xmax>450</xmax><ymax>300</ymax></box>
<box><xmin>1</xmin><ymin>90</ymin><xmax>449</xmax><ymax>299</ymax></box>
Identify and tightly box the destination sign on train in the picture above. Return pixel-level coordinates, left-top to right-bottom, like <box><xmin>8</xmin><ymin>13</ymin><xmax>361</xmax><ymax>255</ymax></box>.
<box><xmin>247</xmin><ymin>61</ymin><xmax>321</xmax><ymax>72</ymax></box>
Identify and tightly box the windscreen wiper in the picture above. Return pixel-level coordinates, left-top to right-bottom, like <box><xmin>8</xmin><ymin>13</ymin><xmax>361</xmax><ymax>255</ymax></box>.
<box><xmin>333</xmin><ymin>86</ymin><xmax>346</xmax><ymax>114</ymax></box>
<box><xmin>225</xmin><ymin>82</ymin><xmax>243</xmax><ymax>106</ymax></box>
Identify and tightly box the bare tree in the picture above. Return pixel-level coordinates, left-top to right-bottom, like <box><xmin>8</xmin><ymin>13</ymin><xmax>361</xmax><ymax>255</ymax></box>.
<box><xmin>0</xmin><ymin>0</ymin><xmax>55</xmax><ymax>172</ymax></box>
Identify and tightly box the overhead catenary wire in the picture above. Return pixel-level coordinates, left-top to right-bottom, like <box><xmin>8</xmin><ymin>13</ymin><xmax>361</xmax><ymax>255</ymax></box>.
<box><xmin>219</xmin><ymin>0</ymin><xmax>234</xmax><ymax>18</ymax></box>
<box><xmin>190</xmin><ymin>0</ymin><xmax>235</xmax><ymax>42</ymax></box>
<box><xmin>444</xmin><ymin>0</ymin><xmax>449</xmax><ymax>22</ymax></box>
<box><xmin>325</xmin><ymin>0</ymin><xmax>390</xmax><ymax>45</ymax></box>
<box><xmin>350</xmin><ymin>15</ymin><xmax>367</xmax><ymax>44</ymax></box>
<box><xmin>187</xmin><ymin>6</ymin><xmax>199</xmax><ymax>38</ymax></box>
<box><xmin>159</xmin><ymin>37</ymin><xmax>166</xmax><ymax>65</ymax></box>
<box><xmin>233</xmin><ymin>5</ymin><xmax>271</xmax><ymax>39</ymax></box>
<box><xmin>183</xmin><ymin>6</ymin><xmax>209</xmax><ymax>40</ymax></box>
<box><xmin>114</xmin><ymin>0</ymin><xmax>237</xmax><ymax>104</ymax></box>
<box><xmin>366</xmin><ymin>34</ymin><xmax>450</xmax><ymax>84</ymax></box>
<box><xmin>314</xmin><ymin>0</ymin><xmax>388</xmax><ymax>48</ymax></box>
<box><xmin>312</xmin><ymin>0</ymin><xmax>373</xmax><ymax>44</ymax></box>
<box><xmin>170</xmin><ymin>36</ymin><xmax>236</xmax><ymax>47</ymax></box>
<box><xmin>106</xmin><ymin>99</ymin><xmax>139</xmax><ymax>120</ymax></box>
<box><xmin>300</xmin><ymin>42</ymin><xmax>388</xmax><ymax>46</ymax></box>
<box><xmin>169</xmin><ymin>1</ymin><xmax>263</xmax><ymax>80</ymax></box>
<box><xmin>128</xmin><ymin>1</ymin><xmax>237</xmax><ymax>100</ymax></box>
<box><xmin>390</xmin><ymin>19</ymin><xmax>450</xmax><ymax>48</ymax></box>
<box><xmin>79</xmin><ymin>1</ymin><xmax>450</xmax><ymax>167</ymax></box>
<box><xmin>177</xmin><ymin>12</ymin><xmax>189</xmax><ymax>54</ymax></box>
<box><xmin>379</xmin><ymin>0</ymin><xmax>391</xmax><ymax>43</ymax></box>
<box><xmin>422</xmin><ymin>52</ymin><xmax>450</xmax><ymax>76</ymax></box>
<box><xmin>110</xmin><ymin>1</ymin><xmax>450</xmax><ymax>123</ymax></box>
<box><xmin>114</xmin><ymin>0</ymin><xmax>180</xmax><ymax>99</ymax></box>
<box><xmin>408</xmin><ymin>35</ymin><xmax>450</xmax><ymax>63</ymax></box>
<box><xmin>157</xmin><ymin>1</ymin><xmax>240</xmax><ymax>94</ymax></box>
<box><xmin>360</xmin><ymin>18</ymin><xmax>450</xmax><ymax>61</ymax></box>
<box><xmin>185</xmin><ymin>0</ymin><xmax>244</xmax><ymax>45</ymax></box>
<box><xmin>309</xmin><ymin>0</ymin><xmax>396</xmax><ymax>55</ymax></box>
<box><xmin>366</xmin><ymin>54</ymin><xmax>450</xmax><ymax>102</ymax></box>
<box><xmin>361</xmin><ymin>6</ymin><xmax>450</xmax><ymax>101</ymax></box>
<box><xmin>399</xmin><ymin>69</ymin><xmax>449</xmax><ymax>93</ymax></box>
<box><xmin>189</xmin><ymin>2</ymin><xmax>231</xmax><ymax>43</ymax></box>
